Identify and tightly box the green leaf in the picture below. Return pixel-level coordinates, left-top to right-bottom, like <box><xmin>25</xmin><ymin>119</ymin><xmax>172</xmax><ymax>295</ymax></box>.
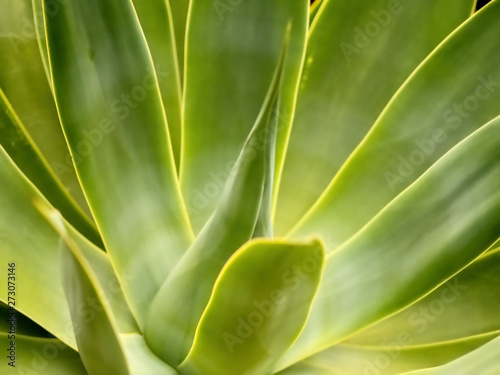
<box><xmin>0</xmin><ymin>333</ymin><xmax>86</xmax><ymax>375</ymax></box>
<box><xmin>178</xmin><ymin>239</ymin><xmax>325</xmax><ymax>375</ymax></box>
<box><xmin>277</xmin><ymin>115</ymin><xmax>500</xmax><ymax>369</ymax></box>
<box><xmin>121</xmin><ymin>333</ymin><xmax>177</xmax><ymax>375</ymax></box>
<box><xmin>0</xmin><ymin>144</ymin><xmax>136</xmax><ymax>349</ymax></box>
<box><xmin>274</xmin><ymin>0</ymin><xmax>476</xmax><ymax>235</ymax></box>
<box><xmin>0</xmin><ymin>88</ymin><xmax>101</xmax><ymax>247</ymax></box>
<box><xmin>169</xmin><ymin>0</ymin><xmax>190</xmax><ymax>82</ymax></box>
<box><xmin>277</xmin><ymin>334</ymin><xmax>500</xmax><ymax>375</ymax></box>
<box><xmin>131</xmin><ymin>0</ymin><xmax>183</xmax><ymax>170</ymax></box>
<box><xmin>44</xmin><ymin>0</ymin><xmax>194</xmax><ymax>328</ymax></box>
<box><xmin>31</xmin><ymin>0</ymin><xmax>51</xmax><ymax>86</ymax></box>
<box><xmin>309</xmin><ymin>0</ymin><xmax>324</xmax><ymax>25</ymax></box>
<box><xmin>404</xmin><ymin>335</ymin><xmax>500</xmax><ymax>375</ymax></box>
<box><xmin>145</xmin><ymin>54</ymin><xmax>284</xmax><ymax>365</ymax></box>
<box><xmin>290</xmin><ymin>0</ymin><xmax>500</xmax><ymax>248</ymax></box>
<box><xmin>346</xmin><ymin>248</ymin><xmax>500</xmax><ymax>347</ymax></box>
<box><xmin>54</xmin><ymin>216</ymin><xmax>130</xmax><ymax>375</ymax></box>
<box><xmin>0</xmin><ymin>0</ymin><xmax>90</xmax><ymax>215</ymax></box>
<box><xmin>180</xmin><ymin>0</ymin><xmax>308</xmax><ymax>233</ymax></box>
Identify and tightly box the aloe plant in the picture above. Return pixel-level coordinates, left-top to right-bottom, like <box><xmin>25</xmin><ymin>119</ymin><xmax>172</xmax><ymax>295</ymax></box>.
<box><xmin>1</xmin><ymin>0</ymin><xmax>499</xmax><ymax>374</ymax></box>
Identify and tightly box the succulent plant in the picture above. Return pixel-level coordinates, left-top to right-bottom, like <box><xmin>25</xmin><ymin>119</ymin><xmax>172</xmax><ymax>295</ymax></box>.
<box><xmin>1</xmin><ymin>0</ymin><xmax>499</xmax><ymax>374</ymax></box>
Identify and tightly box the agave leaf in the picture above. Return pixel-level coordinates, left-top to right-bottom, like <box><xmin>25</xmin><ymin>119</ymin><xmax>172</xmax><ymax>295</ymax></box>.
<box><xmin>346</xmin><ymin>248</ymin><xmax>500</xmax><ymax>346</ymax></box>
<box><xmin>404</xmin><ymin>335</ymin><xmax>500</xmax><ymax>375</ymax></box>
<box><xmin>0</xmin><ymin>144</ymin><xmax>138</xmax><ymax>348</ymax></box>
<box><xmin>169</xmin><ymin>0</ymin><xmax>190</xmax><ymax>81</ymax></box>
<box><xmin>145</xmin><ymin>53</ymin><xmax>284</xmax><ymax>365</ymax></box>
<box><xmin>0</xmin><ymin>89</ymin><xmax>101</xmax><ymax>246</ymax></box>
<box><xmin>180</xmin><ymin>0</ymin><xmax>308</xmax><ymax>233</ymax></box>
<box><xmin>275</xmin><ymin>0</ymin><xmax>477</xmax><ymax>236</ymax></box>
<box><xmin>0</xmin><ymin>333</ymin><xmax>86</xmax><ymax>374</ymax></box>
<box><xmin>277</xmin><ymin>333</ymin><xmax>500</xmax><ymax>375</ymax></box>
<box><xmin>291</xmin><ymin>0</ymin><xmax>500</xmax><ymax>248</ymax></box>
<box><xmin>309</xmin><ymin>0</ymin><xmax>324</xmax><ymax>25</ymax></box>
<box><xmin>43</xmin><ymin>0</ymin><xmax>194</xmax><ymax>328</ymax></box>
<box><xmin>277</xmin><ymin>115</ymin><xmax>500</xmax><ymax>368</ymax></box>
<box><xmin>178</xmin><ymin>239</ymin><xmax>325</xmax><ymax>375</ymax></box>
<box><xmin>121</xmin><ymin>333</ymin><xmax>177</xmax><ymax>375</ymax></box>
<box><xmin>0</xmin><ymin>0</ymin><xmax>89</xmax><ymax>215</ymax></box>
<box><xmin>54</xmin><ymin>217</ymin><xmax>130</xmax><ymax>374</ymax></box>
<box><xmin>31</xmin><ymin>0</ymin><xmax>51</xmax><ymax>86</ymax></box>
<box><xmin>131</xmin><ymin>0</ymin><xmax>183</xmax><ymax>170</ymax></box>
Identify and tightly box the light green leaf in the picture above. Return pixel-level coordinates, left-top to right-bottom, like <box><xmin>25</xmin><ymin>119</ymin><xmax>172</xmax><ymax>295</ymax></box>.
<box><xmin>146</xmin><ymin>55</ymin><xmax>283</xmax><ymax>365</ymax></box>
<box><xmin>277</xmin><ymin>334</ymin><xmax>500</xmax><ymax>375</ymax></box>
<box><xmin>346</xmin><ymin>248</ymin><xmax>500</xmax><ymax>347</ymax></box>
<box><xmin>404</xmin><ymin>335</ymin><xmax>500</xmax><ymax>375</ymax></box>
<box><xmin>290</xmin><ymin>0</ymin><xmax>500</xmax><ymax>247</ymax></box>
<box><xmin>0</xmin><ymin>87</ymin><xmax>101</xmax><ymax>247</ymax></box>
<box><xmin>44</xmin><ymin>0</ymin><xmax>194</xmax><ymax>328</ymax></box>
<box><xmin>121</xmin><ymin>333</ymin><xmax>177</xmax><ymax>375</ymax></box>
<box><xmin>275</xmin><ymin>0</ymin><xmax>476</xmax><ymax>235</ymax></box>
<box><xmin>0</xmin><ymin>144</ymin><xmax>136</xmax><ymax>349</ymax></box>
<box><xmin>278</xmin><ymin>115</ymin><xmax>500</xmax><ymax>369</ymax></box>
<box><xmin>0</xmin><ymin>333</ymin><xmax>86</xmax><ymax>375</ymax></box>
<box><xmin>132</xmin><ymin>0</ymin><xmax>183</xmax><ymax>169</ymax></box>
<box><xmin>31</xmin><ymin>0</ymin><xmax>51</xmax><ymax>86</ymax></box>
<box><xmin>169</xmin><ymin>0</ymin><xmax>190</xmax><ymax>81</ymax></box>
<box><xmin>179</xmin><ymin>239</ymin><xmax>325</xmax><ymax>375</ymax></box>
<box><xmin>57</xmin><ymin>225</ymin><xmax>129</xmax><ymax>375</ymax></box>
<box><xmin>0</xmin><ymin>0</ymin><xmax>89</xmax><ymax>215</ymax></box>
<box><xmin>181</xmin><ymin>0</ymin><xmax>308</xmax><ymax>233</ymax></box>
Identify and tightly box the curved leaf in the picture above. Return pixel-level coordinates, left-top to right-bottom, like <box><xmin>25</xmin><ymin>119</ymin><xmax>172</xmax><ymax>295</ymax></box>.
<box><xmin>146</xmin><ymin>55</ymin><xmax>283</xmax><ymax>365</ymax></box>
<box><xmin>0</xmin><ymin>0</ymin><xmax>89</xmax><ymax>214</ymax></box>
<box><xmin>404</xmin><ymin>335</ymin><xmax>500</xmax><ymax>375</ymax></box>
<box><xmin>179</xmin><ymin>239</ymin><xmax>325</xmax><ymax>375</ymax></box>
<box><xmin>291</xmin><ymin>0</ymin><xmax>500</xmax><ymax>248</ymax></box>
<box><xmin>277</xmin><ymin>334</ymin><xmax>499</xmax><ymax>375</ymax></box>
<box><xmin>44</xmin><ymin>0</ymin><xmax>193</xmax><ymax>328</ymax></box>
<box><xmin>132</xmin><ymin>0</ymin><xmax>183</xmax><ymax>169</ymax></box>
<box><xmin>0</xmin><ymin>87</ymin><xmax>101</xmax><ymax>246</ymax></box>
<box><xmin>274</xmin><ymin>0</ymin><xmax>476</xmax><ymax>235</ymax></box>
<box><xmin>0</xmin><ymin>333</ymin><xmax>86</xmax><ymax>375</ymax></box>
<box><xmin>181</xmin><ymin>0</ymin><xmax>308</xmax><ymax>232</ymax></box>
<box><xmin>278</xmin><ymin>115</ymin><xmax>500</xmax><ymax>368</ymax></box>
<box><xmin>346</xmin><ymin>248</ymin><xmax>500</xmax><ymax>347</ymax></box>
<box><xmin>169</xmin><ymin>0</ymin><xmax>190</xmax><ymax>81</ymax></box>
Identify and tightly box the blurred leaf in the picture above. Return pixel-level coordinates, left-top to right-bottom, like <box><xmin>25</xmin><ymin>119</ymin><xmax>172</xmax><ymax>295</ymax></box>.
<box><xmin>0</xmin><ymin>88</ymin><xmax>101</xmax><ymax>246</ymax></box>
<box><xmin>146</xmin><ymin>55</ymin><xmax>283</xmax><ymax>365</ymax></box>
<box><xmin>169</xmin><ymin>0</ymin><xmax>190</xmax><ymax>82</ymax></box>
<box><xmin>278</xmin><ymin>115</ymin><xmax>500</xmax><ymax>368</ymax></box>
<box><xmin>291</xmin><ymin>0</ymin><xmax>500</xmax><ymax>248</ymax></box>
<box><xmin>179</xmin><ymin>239</ymin><xmax>325</xmax><ymax>375</ymax></box>
<box><xmin>0</xmin><ymin>333</ymin><xmax>86</xmax><ymax>374</ymax></box>
<box><xmin>309</xmin><ymin>0</ymin><xmax>324</xmax><ymax>25</ymax></box>
<box><xmin>132</xmin><ymin>0</ymin><xmax>183</xmax><ymax>169</ymax></box>
<box><xmin>181</xmin><ymin>0</ymin><xmax>308</xmax><ymax>233</ymax></box>
<box><xmin>44</xmin><ymin>0</ymin><xmax>194</xmax><ymax>328</ymax></box>
<box><xmin>346</xmin><ymin>248</ymin><xmax>500</xmax><ymax>346</ymax></box>
<box><xmin>275</xmin><ymin>0</ymin><xmax>476</xmax><ymax>235</ymax></box>
<box><xmin>0</xmin><ymin>0</ymin><xmax>90</xmax><ymax>215</ymax></box>
<box><xmin>404</xmin><ymin>335</ymin><xmax>500</xmax><ymax>374</ymax></box>
<box><xmin>277</xmin><ymin>333</ymin><xmax>499</xmax><ymax>375</ymax></box>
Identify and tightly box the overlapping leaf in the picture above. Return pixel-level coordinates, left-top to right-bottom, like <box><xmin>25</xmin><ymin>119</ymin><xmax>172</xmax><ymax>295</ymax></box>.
<box><xmin>43</xmin><ymin>0</ymin><xmax>193</xmax><ymax>328</ymax></box>
<box><xmin>278</xmin><ymin>115</ymin><xmax>500</xmax><ymax>369</ymax></box>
